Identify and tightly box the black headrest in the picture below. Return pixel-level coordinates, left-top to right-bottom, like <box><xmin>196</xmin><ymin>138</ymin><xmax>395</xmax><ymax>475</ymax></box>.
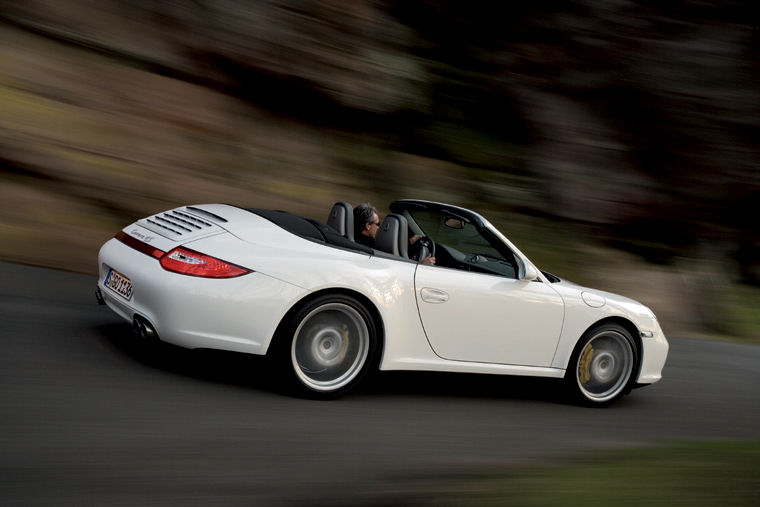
<box><xmin>375</xmin><ymin>213</ymin><xmax>408</xmax><ymax>258</ymax></box>
<box><xmin>326</xmin><ymin>202</ymin><xmax>354</xmax><ymax>241</ymax></box>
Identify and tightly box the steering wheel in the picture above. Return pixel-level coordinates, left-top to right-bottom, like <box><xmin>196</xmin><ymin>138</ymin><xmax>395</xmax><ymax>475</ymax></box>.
<box><xmin>412</xmin><ymin>236</ymin><xmax>436</xmax><ymax>262</ymax></box>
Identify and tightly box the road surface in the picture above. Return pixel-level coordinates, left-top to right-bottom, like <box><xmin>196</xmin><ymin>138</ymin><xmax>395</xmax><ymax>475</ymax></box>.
<box><xmin>1</xmin><ymin>262</ymin><xmax>758</xmax><ymax>505</ymax></box>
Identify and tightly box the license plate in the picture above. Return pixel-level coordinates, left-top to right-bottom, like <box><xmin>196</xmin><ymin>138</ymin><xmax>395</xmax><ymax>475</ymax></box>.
<box><xmin>104</xmin><ymin>268</ymin><xmax>133</xmax><ymax>300</ymax></box>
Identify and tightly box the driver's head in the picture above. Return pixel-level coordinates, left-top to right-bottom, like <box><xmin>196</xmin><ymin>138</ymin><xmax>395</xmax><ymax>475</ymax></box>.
<box><xmin>354</xmin><ymin>203</ymin><xmax>380</xmax><ymax>238</ymax></box>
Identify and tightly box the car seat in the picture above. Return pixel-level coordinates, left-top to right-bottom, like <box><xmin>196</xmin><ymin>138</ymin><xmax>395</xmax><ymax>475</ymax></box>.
<box><xmin>326</xmin><ymin>202</ymin><xmax>354</xmax><ymax>241</ymax></box>
<box><xmin>375</xmin><ymin>214</ymin><xmax>409</xmax><ymax>258</ymax></box>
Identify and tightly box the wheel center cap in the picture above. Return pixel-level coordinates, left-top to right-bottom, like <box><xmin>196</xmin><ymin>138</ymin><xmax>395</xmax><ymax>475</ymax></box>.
<box><xmin>593</xmin><ymin>352</ymin><xmax>616</xmax><ymax>381</ymax></box>
<box><xmin>311</xmin><ymin>328</ymin><xmax>345</xmax><ymax>365</ymax></box>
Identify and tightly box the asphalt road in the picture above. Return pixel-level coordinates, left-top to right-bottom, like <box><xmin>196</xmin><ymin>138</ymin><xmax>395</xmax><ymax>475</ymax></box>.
<box><xmin>1</xmin><ymin>262</ymin><xmax>759</xmax><ymax>506</ymax></box>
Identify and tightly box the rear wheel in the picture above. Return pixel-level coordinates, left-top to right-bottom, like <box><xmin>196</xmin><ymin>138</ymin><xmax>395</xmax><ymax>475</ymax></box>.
<box><xmin>566</xmin><ymin>324</ymin><xmax>636</xmax><ymax>406</ymax></box>
<box><xmin>280</xmin><ymin>294</ymin><xmax>378</xmax><ymax>398</ymax></box>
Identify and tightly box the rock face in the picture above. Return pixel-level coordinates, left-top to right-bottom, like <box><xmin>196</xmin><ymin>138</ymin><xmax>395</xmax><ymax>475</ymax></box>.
<box><xmin>1</xmin><ymin>1</ymin><xmax>759</xmax><ymax>277</ymax></box>
<box><xmin>3</xmin><ymin>1</ymin><xmax>428</xmax><ymax>114</ymax></box>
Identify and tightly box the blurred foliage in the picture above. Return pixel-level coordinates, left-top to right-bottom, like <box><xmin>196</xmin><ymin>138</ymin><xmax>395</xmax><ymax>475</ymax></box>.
<box><xmin>414</xmin><ymin>441</ymin><xmax>760</xmax><ymax>506</ymax></box>
<box><xmin>0</xmin><ymin>1</ymin><xmax>758</xmax><ymax>338</ymax></box>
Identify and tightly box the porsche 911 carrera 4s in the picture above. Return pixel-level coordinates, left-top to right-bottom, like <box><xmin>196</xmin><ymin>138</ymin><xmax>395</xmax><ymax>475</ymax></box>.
<box><xmin>97</xmin><ymin>200</ymin><xmax>668</xmax><ymax>405</ymax></box>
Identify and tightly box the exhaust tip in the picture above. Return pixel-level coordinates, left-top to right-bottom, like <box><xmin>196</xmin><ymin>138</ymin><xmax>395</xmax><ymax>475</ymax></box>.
<box><xmin>132</xmin><ymin>315</ymin><xmax>159</xmax><ymax>342</ymax></box>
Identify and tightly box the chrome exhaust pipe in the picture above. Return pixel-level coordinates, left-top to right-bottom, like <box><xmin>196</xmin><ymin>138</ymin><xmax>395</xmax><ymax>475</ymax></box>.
<box><xmin>132</xmin><ymin>315</ymin><xmax>158</xmax><ymax>341</ymax></box>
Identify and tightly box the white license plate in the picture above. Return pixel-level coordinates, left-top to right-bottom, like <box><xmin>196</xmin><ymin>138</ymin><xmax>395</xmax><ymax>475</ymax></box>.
<box><xmin>105</xmin><ymin>268</ymin><xmax>133</xmax><ymax>300</ymax></box>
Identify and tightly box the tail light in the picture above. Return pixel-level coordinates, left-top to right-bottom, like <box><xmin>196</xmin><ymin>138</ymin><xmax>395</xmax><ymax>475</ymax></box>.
<box><xmin>115</xmin><ymin>231</ymin><xmax>164</xmax><ymax>259</ymax></box>
<box><xmin>159</xmin><ymin>247</ymin><xmax>251</xmax><ymax>278</ymax></box>
<box><xmin>115</xmin><ymin>232</ymin><xmax>250</xmax><ymax>278</ymax></box>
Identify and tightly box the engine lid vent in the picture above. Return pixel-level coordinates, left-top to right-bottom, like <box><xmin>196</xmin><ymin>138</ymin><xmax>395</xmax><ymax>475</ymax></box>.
<box><xmin>138</xmin><ymin>208</ymin><xmax>226</xmax><ymax>241</ymax></box>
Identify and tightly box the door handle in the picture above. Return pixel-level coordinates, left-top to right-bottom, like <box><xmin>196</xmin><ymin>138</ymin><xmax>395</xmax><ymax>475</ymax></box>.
<box><xmin>420</xmin><ymin>287</ymin><xmax>449</xmax><ymax>304</ymax></box>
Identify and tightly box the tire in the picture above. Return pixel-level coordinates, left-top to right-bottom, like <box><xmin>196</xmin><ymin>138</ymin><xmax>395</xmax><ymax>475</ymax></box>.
<box><xmin>565</xmin><ymin>324</ymin><xmax>636</xmax><ymax>406</ymax></box>
<box><xmin>279</xmin><ymin>294</ymin><xmax>378</xmax><ymax>398</ymax></box>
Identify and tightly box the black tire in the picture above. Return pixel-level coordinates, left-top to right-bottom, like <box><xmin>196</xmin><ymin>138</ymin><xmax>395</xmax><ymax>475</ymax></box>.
<box><xmin>277</xmin><ymin>294</ymin><xmax>379</xmax><ymax>398</ymax></box>
<box><xmin>565</xmin><ymin>323</ymin><xmax>637</xmax><ymax>406</ymax></box>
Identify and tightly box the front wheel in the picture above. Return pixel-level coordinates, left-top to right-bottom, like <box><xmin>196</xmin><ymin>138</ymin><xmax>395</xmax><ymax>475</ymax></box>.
<box><xmin>565</xmin><ymin>324</ymin><xmax>636</xmax><ymax>406</ymax></box>
<box><xmin>279</xmin><ymin>294</ymin><xmax>378</xmax><ymax>398</ymax></box>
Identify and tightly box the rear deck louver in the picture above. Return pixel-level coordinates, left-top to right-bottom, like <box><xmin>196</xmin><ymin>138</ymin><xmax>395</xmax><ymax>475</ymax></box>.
<box><xmin>138</xmin><ymin>208</ymin><xmax>224</xmax><ymax>240</ymax></box>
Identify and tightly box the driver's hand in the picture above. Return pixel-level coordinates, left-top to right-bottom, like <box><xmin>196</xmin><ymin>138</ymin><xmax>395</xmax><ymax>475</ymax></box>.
<box><xmin>409</xmin><ymin>235</ymin><xmax>421</xmax><ymax>245</ymax></box>
<box><xmin>422</xmin><ymin>255</ymin><xmax>436</xmax><ymax>265</ymax></box>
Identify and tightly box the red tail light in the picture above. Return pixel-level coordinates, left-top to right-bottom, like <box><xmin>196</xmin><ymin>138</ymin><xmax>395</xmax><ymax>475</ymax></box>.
<box><xmin>115</xmin><ymin>231</ymin><xmax>165</xmax><ymax>259</ymax></box>
<box><xmin>159</xmin><ymin>247</ymin><xmax>251</xmax><ymax>278</ymax></box>
<box><xmin>115</xmin><ymin>231</ymin><xmax>249</xmax><ymax>278</ymax></box>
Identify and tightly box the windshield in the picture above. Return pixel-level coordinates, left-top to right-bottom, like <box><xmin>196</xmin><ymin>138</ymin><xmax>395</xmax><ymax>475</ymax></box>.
<box><xmin>402</xmin><ymin>209</ymin><xmax>518</xmax><ymax>278</ymax></box>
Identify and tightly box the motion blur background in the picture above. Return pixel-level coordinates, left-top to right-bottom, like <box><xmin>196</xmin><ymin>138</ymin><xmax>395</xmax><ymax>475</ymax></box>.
<box><xmin>1</xmin><ymin>0</ymin><xmax>758</xmax><ymax>340</ymax></box>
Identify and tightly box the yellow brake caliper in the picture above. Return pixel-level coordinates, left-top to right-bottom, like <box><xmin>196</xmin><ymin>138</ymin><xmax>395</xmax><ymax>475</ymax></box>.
<box><xmin>339</xmin><ymin>323</ymin><xmax>350</xmax><ymax>361</ymax></box>
<box><xmin>579</xmin><ymin>344</ymin><xmax>594</xmax><ymax>384</ymax></box>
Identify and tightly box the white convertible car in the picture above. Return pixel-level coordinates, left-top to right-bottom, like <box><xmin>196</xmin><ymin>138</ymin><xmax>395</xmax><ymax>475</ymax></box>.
<box><xmin>97</xmin><ymin>200</ymin><xmax>668</xmax><ymax>405</ymax></box>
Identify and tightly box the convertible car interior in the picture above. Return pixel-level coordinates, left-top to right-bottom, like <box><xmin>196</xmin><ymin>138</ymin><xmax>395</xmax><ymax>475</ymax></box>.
<box><xmin>247</xmin><ymin>201</ymin><xmax>527</xmax><ymax>279</ymax></box>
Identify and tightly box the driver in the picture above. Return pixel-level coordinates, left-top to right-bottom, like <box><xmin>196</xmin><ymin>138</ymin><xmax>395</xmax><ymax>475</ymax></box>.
<box><xmin>353</xmin><ymin>203</ymin><xmax>381</xmax><ymax>249</ymax></box>
<box><xmin>353</xmin><ymin>203</ymin><xmax>435</xmax><ymax>265</ymax></box>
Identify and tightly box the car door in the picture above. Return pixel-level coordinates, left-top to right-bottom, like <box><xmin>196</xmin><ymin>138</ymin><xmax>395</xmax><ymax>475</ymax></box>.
<box><xmin>414</xmin><ymin>265</ymin><xmax>564</xmax><ymax>367</ymax></box>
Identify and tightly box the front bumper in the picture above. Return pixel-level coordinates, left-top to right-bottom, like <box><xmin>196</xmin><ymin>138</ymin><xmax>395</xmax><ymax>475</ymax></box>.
<box><xmin>636</xmin><ymin>324</ymin><xmax>669</xmax><ymax>384</ymax></box>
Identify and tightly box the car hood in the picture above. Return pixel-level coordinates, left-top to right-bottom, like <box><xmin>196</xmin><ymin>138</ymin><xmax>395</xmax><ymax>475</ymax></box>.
<box><xmin>550</xmin><ymin>277</ymin><xmax>657</xmax><ymax>322</ymax></box>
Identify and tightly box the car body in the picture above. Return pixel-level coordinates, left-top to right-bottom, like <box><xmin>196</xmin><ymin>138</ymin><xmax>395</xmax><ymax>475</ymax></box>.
<box><xmin>97</xmin><ymin>200</ymin><xmax>668</xmax><ymax>405</ymax></box>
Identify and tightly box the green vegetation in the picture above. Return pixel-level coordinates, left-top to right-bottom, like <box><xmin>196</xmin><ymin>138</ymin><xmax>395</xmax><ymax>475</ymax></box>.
<box><xmin>726</xmin><ymin>288</ymin><xmax>760</xmax><ymax>343</ymax></box>
<box><xmin>419</xmin><ymin>441</ymin><xmax>760</xmax><ymax>506</ymax></box>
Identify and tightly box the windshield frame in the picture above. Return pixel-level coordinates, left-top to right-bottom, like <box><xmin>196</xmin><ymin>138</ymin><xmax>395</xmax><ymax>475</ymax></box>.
<box><xmin>389</xmin><ymin>200</ymin><xmax>537</xmax><ymax>280</ymax></box>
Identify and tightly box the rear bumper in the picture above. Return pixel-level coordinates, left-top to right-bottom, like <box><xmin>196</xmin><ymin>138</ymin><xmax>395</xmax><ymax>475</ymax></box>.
<box><xmin>97</xmin><ymin>238</ymin><xmax>306</xmax><ymax>355</ymax></box>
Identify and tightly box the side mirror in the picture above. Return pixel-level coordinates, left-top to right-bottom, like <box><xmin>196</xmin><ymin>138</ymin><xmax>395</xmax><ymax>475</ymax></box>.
<box><xmin>444</xmin><ymin>217</ymin><xmax>464</xmax><ymax>229</ymax></box>
<box><xmin>522</xmin><ymin>264</ymin><xmax>540</xmax><ymax>281</ymax></box>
